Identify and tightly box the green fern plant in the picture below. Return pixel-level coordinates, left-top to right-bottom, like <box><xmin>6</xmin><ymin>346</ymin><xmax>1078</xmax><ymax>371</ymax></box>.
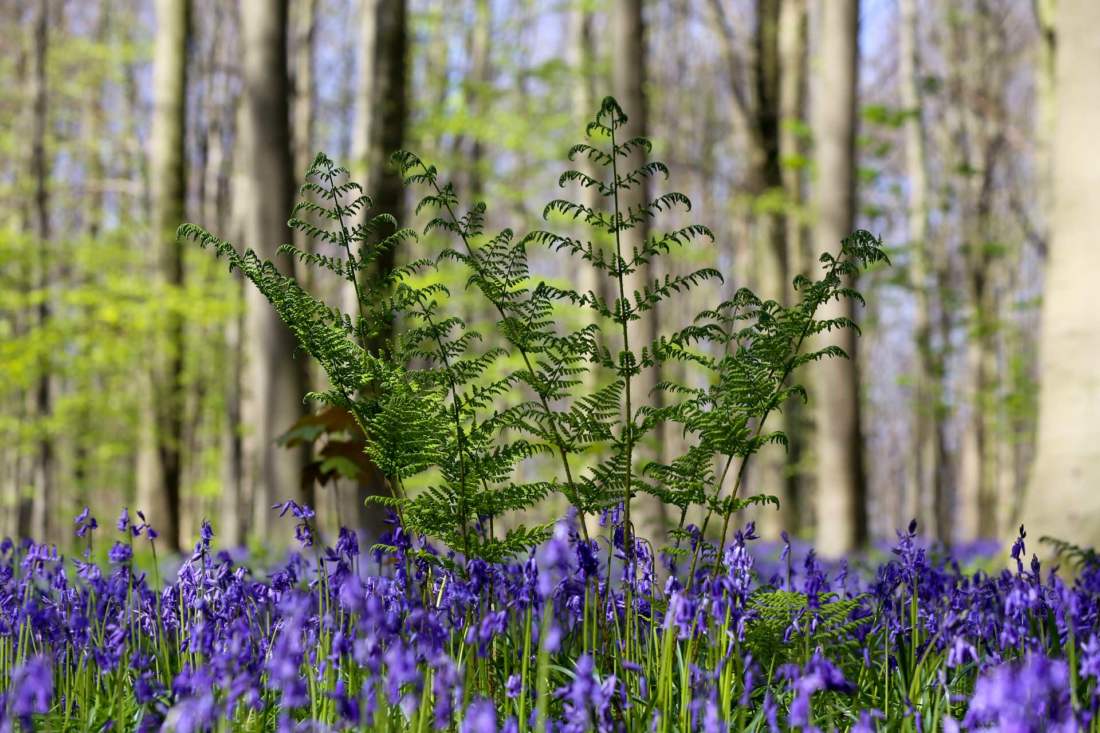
<box><xmin>179</xmin><ymin>98</ymin><xmax>887</xmax><ymax>567</ymax></box>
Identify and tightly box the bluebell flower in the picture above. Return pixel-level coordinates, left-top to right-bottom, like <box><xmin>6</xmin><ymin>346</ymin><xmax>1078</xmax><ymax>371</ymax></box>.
<box><xmin>963</xmin><ymin>652</ymin><xmax>1077</xmax><ymax>732</ymax></box>
<box><xmin>108</xmin><ymin>541</ymin><xmax>132</xmax><ymax>565</ymax></box>
<box><xmin>10</xmin><ymin>656</ymin><xmax>52</xmax><ymax>725</ymax></box>
<box><xmin>461</xmin><ymin>698</ymin><xmax>497</xmax><ymax>733</ymax></box>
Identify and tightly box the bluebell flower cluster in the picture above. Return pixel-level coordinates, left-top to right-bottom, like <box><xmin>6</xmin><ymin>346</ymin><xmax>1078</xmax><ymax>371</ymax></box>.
<box><xmin>0</xmin><ymin>507</ymin><xmax>1098</xmax><ymax>731</ymax></box>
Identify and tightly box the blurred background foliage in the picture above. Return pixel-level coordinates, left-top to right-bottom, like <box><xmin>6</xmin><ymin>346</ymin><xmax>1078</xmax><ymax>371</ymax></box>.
<box><xmin>1</xmin><ymin>0</ymin><xmax>1090</xmax><ymax>559</ymax></box>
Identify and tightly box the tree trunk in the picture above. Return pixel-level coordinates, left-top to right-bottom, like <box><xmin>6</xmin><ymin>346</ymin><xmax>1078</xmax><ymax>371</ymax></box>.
<box><xmin>347</xmin><ymin>0</ymin><xmax>408</xmax><ymax>543</ymax></box>
<box><xmin>28</xmin><ymin>0</ymin><xmax>53</xmax><ymax>543</ymax></box>
<box><xmin>899</xmin><ymin>0</ymin><xmax>950</xmax><ymax>541</ymax></box>
<box><xmin>202</xmin><ymin>3</ymin><xmax>246</xmax><ymax>548</ymax></box>
<box><xmin>139</xmin><ymin>0</ymin><xmax>190</xmax><ymax>551</ymax></box>
<box><xmin>291</xmin><ymin>0</ymin><xmax>319</xmax><ymax>301</ymax></box>
<box><xmin>466</xmin><ymin>0</ymin><xmax>491</xmax><ymax>199</ymax></box>
<box><xmin>952</xmin><ymin>3</ymin><xmax>1003</xmax><ymax>543</ymax></box>
<box><xmin>1019</xmin><ymin>0</ymin><xmax>1100</xmax><ymax>559</ymax></box>
<box><xmin>612</xmin><ymin>0</ymin><xmax>668</xmax><ymax>545</ymax></box>
<box><xmin>811</xmin><ymin>0</ymin><xmax>865</xmax><ymax>556</ymax></box>
<box><xmin>1033</xmin><ymin>0</ymin><xmax>1056</xmax><ymax>250</ymax></box>
<box><xmin>749</xmin><ymin>0</ymin><xmax>793</xmax><ymax>538</ymax></box>
<box><xmin>777</xmin><ymin>0</ymin><xmax>810</xmax><ymax>532</ymax></box>
<box><xmin>240</xmin><ymin>0</ymin><xmax>309</xmax><ymax>541</ymax></box>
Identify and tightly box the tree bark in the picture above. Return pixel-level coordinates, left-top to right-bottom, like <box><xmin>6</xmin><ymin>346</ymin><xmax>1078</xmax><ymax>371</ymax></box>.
<box><xmin>138</xmin><ymin>0</ymin><xmax>190</xmax><ymax>551</ymax></box>
<box><xmin>951</xmin><ymin>2</ymin><xmax>1003</xmax><ymax>542</ymax></box>
<box><xmin>347</xmin><ymin>0</ymin><xmax>408</xmax><ymax>543</ymax></box>
<box><xmin>811</xmin><ymin>0</ymin><xmax>866</xmax><ymax>556</ymax></box>
<box><xmin>291</xmin><ymin>0</ymin><xmax>319</xmax><ymax>303</ymax></box>
<box><xmin>28</xmin><ymin>0</ymin><xmax>53</xmax><ymax>543</ymax></box>
<box><xmin>777</xmin><ymin>0</ymin><xmax>810</xmax><ymax>533</ymax></box>
<box><xmin>612</xmin><ymin>0</ymin><xmax>668</xmax><ymax>545</ymax></box>
<box><xmin>1019</xmin><ymin>0</ymin><xmax>1100</xmax><ymax>560</ymax></box>
<box><xmin>899</xmin><ymin>0</ymin><xmax>950</xmax><ymax>541</ymax></box>
<box><xmin>466</xmin><ymin>0</ymin><xmax>491</xmax><ymax>199</ymax></box>
<box><xmin>570</xmin><ymin>0</ymin><xmax>601</xmax><ymax>361</ymax></box>
<box><xmin>750</xmin><ymin>0</ymin><xmax>793</xmax><ymax>538</ymax></box>
<box><xmin>240</xmin><ymin>0</ymin><xmax>310</xmax><ymax>540</ymax></box>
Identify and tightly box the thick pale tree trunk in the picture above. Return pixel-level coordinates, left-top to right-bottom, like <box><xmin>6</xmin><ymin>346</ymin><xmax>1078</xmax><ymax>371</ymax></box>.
<box><xmin>138</xmin><ymin>0</ymin><xmax>190</xmax><ymax>551</ymax></box>
<box><xmin>240</xmin><ymin>0</ymin><xmax>309</xmax><ymax>540</ymax></box>
<box><xmin>612</xmin><ymin>0</ymin><xmax>668</xmax><ymax>545</ymax></box>
<box><xmin>811</xmin><ymin>0</ymin><xmax>865</xmax><ymax>556</ymax></box>
<box><xmin>1019</xmin><ymin>0</ymin><xmax>1100</xmax><ymax>559</ymax></box>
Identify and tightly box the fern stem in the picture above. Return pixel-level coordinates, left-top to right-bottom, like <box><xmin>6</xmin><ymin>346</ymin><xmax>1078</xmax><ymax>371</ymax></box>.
<box><xmin>608</xmin><ymin>120</ymin><xmax>637</xmax><ymax>563</ymax></box>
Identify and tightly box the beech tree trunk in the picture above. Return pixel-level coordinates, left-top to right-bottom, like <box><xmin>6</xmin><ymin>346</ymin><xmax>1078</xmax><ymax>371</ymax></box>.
<box><xmin>777</xmin><ymin>0</ymin><xmax>809</xmax><ymax>533</ymax></box>
<box><xmin>1019</xmin><ymin>0</ymin><xmax>1100</xmax><ymax>559</ymax></box>
<box><xmin>899</xmin><ymin>0</ymin><xmax>950</xmax><ymax>541</ymax></box>
<box><xmin>240</xmin><ymin>0</ymin><xmax>309</xmax><ymax>540</ymax></box>
<box><xmin>612</xmin><ymin>0</ymin><xmax>668</xmax><ymax>545</ymax></box>
<box><xmin>28</xmin><ymin>0</ymin><xmax>53</xmax><ymax>543</ymax></box>
<box><xmin>748</xmin><ymin>0</ymin><xmax>793</xmax><ymax>538</ymax></box>
<box><xmin>952</xmin><ymin>4</ymin><xmax>1003</xmax><ymax>542</ymax></box>
<box><xmin>811</xmin><ymin>0</ymin><xmax>866</xmax><ymax>556</ymax></box>
<box><xmin>138</xmin><ymin>0</ymin><xmax>190</xmax><ymax>551</ymax></box>
<box><xmin>348</xmin><ymin>0</ymin><xmax>408</xmax><ymax>543</ymax></box>
<box><xmin>466</xmin><ymin>0</ymin><xmax>490</xmax><ymax>199</ymax></box>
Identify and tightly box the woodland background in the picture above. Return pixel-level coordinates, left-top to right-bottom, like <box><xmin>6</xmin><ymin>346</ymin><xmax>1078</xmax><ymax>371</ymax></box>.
<box><xmin>2</xmin><ymin>0</ymin><xmax>1096</xmax><ymax>559</ymax></box>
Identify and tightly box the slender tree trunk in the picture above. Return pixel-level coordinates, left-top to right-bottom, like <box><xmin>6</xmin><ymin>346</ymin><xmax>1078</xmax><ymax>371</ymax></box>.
<box><xmin>1020</xmin><ymin>0</ymin><xmax>1100</xmax><ymax>560</ymax></box>
<box><xmin>467</xmin><ymin>0</ymin><xmax>491</xmax><ymax>199</ymax></box>
<box><xmin>811</xmin><ymin>0</ymin><xmax>866</xmax><ymax>555</ymax></box>
<box><xmin>899</xmin><ymin>0</ymin><xmax>950</xmax><ymax>540</ymax></box>
<box><xmin>291</xmin><ymin>0</ymin><xmax>319</xmax><ymax>302</ymax></box>
<box><xmin>206</xmin><ymin>4</ymin><xmax>246</xmax><ymax>547</ymax></box>
<box><xmin>612</xmin><ymin>0</ymin><xmax>668</xmax><ymax>544</ymax></box>
<box><xmin>240</xmin><ymin>0</ymin><xmax>309</xmax><ymax>540</ymax></box>
<box><xmin>570</xmin><ymin>0</ymin><xmax>601</xmax><ymax>362</ymax></box>
<box><xmin>1033</xmin><ymin>0</ymin><xmax>1056</xmax><ymax>248</ymax></box>
<box><xmin>348</xmin><ymin>0</ymin><xmax>408</xmax><ymax>543</ymax></box>
<box><xmin>28</xmin><ymin>0</ymin><xmax>53</xmax><ymax>543</ymax></box>
<box><xmin>570</xmin><ymin>0</ymin><xmax>607</xmax><ymax>537</ymax></box>
<box><xmin>952</xmin><ymin>2</ymin><xmax>1004</xmax><ymax>542</ymax></box>
<box><xmin>288</xmin><ymin>0</ymin><xmax>320</xmax><ymax>521</ymax></box>
<box><xmin>777</xmin><ymin>0</ymin><xmax>810</xmax><ymax>531</ymax></box>
<box><xmin>748</xmin><ymin>0</ymin><xmax>793</xmax><ymax>538</ymax></box>
<box><xmin>139</xmin><ymin>0</ymin><xmax>191</xmax><ymax>551</ymax></box>
<box><xmin>291</xmin><ymin>0</ymin><xmax>317</xmax><ymax>184</ymax></box>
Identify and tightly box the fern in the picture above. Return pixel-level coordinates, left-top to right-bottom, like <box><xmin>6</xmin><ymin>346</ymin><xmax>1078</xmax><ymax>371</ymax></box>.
<box><xmin>180</xmin><ymin>102</ymin><xmax>887</xmax><ymax>567</ymax></box>
<box><xmin>1040</xmin><ymin>535</ymin><xmax>1100</xmax><ymax>571</ymax></box>
<box><xmin>745</xmin><ymin>590</ymin><xmax>871</xmax><ymax>674</ymax></box>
